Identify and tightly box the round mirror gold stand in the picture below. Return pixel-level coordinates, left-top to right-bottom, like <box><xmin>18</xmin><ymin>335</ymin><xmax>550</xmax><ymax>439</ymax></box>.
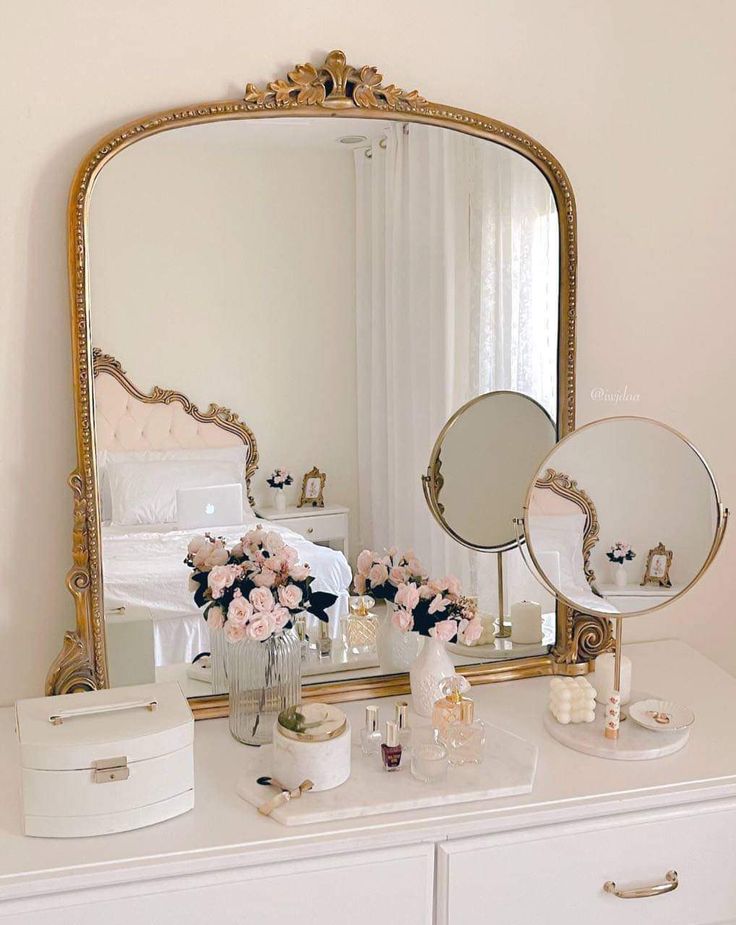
<box><xmin>516</xmin><ymin>415</ymin><xmax>728</xmax><ymax>758</ymax></box>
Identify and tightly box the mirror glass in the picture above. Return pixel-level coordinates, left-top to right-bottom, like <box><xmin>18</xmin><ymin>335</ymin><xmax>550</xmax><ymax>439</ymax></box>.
<box><xmin>87</xmin><ymin>116</ymin><xmax>561</xmax><ymax>696</ymax></box>
<box><xmin>524</xmin><ymin>417</ymin><xmax>722</xmax><ymax>617</ymax></box>
<box><xmin>427</xmin><ymin>391</ymin><xmax>556</xmax><ymax>550</ymax></box>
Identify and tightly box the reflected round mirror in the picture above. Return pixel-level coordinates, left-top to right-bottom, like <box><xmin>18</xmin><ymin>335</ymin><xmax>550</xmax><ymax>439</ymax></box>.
<box><xmin>523</xmin><ymin>417</ymin><xmax>727</xmax><ymax>618</ymax></box>
<box><xmin>424</xmin><ymin>391</ymin><xmax>557</xmax><ymax>551</ymax></box>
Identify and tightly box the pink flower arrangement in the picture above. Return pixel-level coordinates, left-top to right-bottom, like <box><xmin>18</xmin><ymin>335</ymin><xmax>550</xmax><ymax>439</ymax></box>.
<box><xmin>185</xmin><ymin>527</ymin><xmax>336</xmax><ymax>644</ymax></box>
<box><xmin>267</xmin><ymin>467</ymin><xmax>293</xmax><ymax>490</ymax></box>
<box><xmin>355</xmin><ymin>547</ymin><xmax>480</xmax><ymax>643</ymax></box>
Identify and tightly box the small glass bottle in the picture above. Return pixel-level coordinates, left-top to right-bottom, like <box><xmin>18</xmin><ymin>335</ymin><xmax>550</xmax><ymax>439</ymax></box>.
<box><xmin>344</xmin><ymin>595</ymin><xmax>378</xmax><ymax>655</ymax></box>
<box><xmin>432</xmin><ymin>675</ymin><xmax>471</xmax><ymax>743</ymax></box>
<box><xmin>381</xmin><ymin>720</ymin><xmax>403</xmax><ymax>771</ymax></box>
<box><xmin>395</xmin><ymin>701</ymin><xmax>412</xmax><ymax>750</ymax></box>
<box><xmin>317</xmin><ymin>620</ymin><xmax>332</xmax><ymax>659</ymax></box>
<box><xmin>445</xmin><ymin>699</ymin><xmax>486</xmax><ymax>766</ymax></box>
<box><xmin>360</xmin><ymin>704</ymin><xmax>382</xmax><ymax>756</ymax></box>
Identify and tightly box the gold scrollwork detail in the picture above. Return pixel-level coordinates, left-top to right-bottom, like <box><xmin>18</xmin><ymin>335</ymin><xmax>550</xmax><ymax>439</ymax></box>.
<box><xmin>45</xmin><ymin>631</ymin><xmax>97</xmax><ymax>695</ymax></box>
<box><xmin>244</xmin><ymin>49</ymin><xmax>427</xmax><ymax>111</ymax></box>
<box><xmin>534</xmin><ymin>468</ymin><xmax>600</xmax><ymax>585</ymax></box>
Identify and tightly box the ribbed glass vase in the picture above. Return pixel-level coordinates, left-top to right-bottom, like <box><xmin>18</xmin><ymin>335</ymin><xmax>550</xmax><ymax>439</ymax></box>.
<box><xmin>208</xmin><ymin>623</ymin><xmax>229</xmax><ymax>694</ymax></box>
<box><xmin>228</xmin><ymin>628</ymin><xmax>301</xmax><ymax>746</ymax></box>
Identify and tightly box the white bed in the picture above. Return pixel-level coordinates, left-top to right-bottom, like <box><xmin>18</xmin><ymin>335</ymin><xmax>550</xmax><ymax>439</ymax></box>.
<box><xmin>102</xmin><ymin>519</ymin><xmax>351</xmax><ymax>666</ymax></box>
<box><xmin>93</xmin><ymin>350</ymin><xmax>352</xmax><ymax>668</ymax></box>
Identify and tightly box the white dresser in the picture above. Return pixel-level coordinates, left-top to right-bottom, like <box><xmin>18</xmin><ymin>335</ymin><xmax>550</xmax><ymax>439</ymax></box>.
<box><xmin>258</xmin><ymin>504</ymin><xmax>350</xmax><ymax>559</ymax></box>
<box><xmin>1</xmin><ymin>640</ymin><xmax>735</xmax><ymax>924</ymax></box>
<box><xmin>599</xmin><ymin>583</ymin><xmax>684</xmax><ymax>613</ymax></box>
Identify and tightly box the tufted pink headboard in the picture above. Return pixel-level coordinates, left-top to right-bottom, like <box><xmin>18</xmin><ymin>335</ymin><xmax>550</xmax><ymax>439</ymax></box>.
<box><xmin>92</xmin><ymin>349</ymin><xmax>259</xmax><ymax>499</ymax></box>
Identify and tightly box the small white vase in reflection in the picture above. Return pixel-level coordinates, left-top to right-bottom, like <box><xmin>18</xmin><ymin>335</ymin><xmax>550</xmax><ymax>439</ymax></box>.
<box><xmin>612</xmin><ymin>562</ymin><xmax>628</xmax><ymax>588</ymax></box>
<box><xmin>273</xmin><ymin>489</ymin><xmax>287</xmax><ymax>514</ymax></box>
<box><xmin>410</xmin><ymin>635</ymin><xmax>455</xmax><ymax>717</ymax></box>
<box><xmin>376</xmin><ymin>604</ymin><xmax>420</xmax><ymax>673</ymax></box>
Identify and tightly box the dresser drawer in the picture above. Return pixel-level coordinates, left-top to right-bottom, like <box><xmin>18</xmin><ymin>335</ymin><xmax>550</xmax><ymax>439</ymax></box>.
<box><xmin>2</xmin><ymin>843</ymin><xmax>433</xmax><ymax>924</ymax></box>
<box><xmin>278</xmin><ymin>512</ymin><xmax>347</xmax><ymax>543</ymax></box>
<box><xmin>438</xmin><ymin>803</ymin><xmax>736</xmax><ymax>925</ymax></box>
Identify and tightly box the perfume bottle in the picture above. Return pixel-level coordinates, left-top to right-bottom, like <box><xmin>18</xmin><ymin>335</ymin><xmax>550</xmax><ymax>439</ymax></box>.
<box><xmin>445</xmin><ymin>699</ymin><xmax>487</xmax><ymax>766</ymax></box>
<box><xmin>432</xmin><ymin>675</ymin><xmax>471</xmax><ymax>742</ymax></box>
<box><xmin>344</xmin><ymin>595</ymin><xmax>378</xmax><ymax>655</ymax></box>
<box><xmin>381</xmin><ymin>721</ymin><xmax>403</xmax><ymax>771</ymax></box>
<box><xmin>317</xmin><ymin>620</ymin><xmax>332</xmax><ymax>659</ymax></box>
<box><xmin>395</xmin><ymin>701</ymin><xmax>412</xmax><ymax>750</ymax></box>
<box><xmin>360</xmin><ymin>705</ymin><xmax>382</xmax><ymax>756</ymax></box>
<box><xmin>294</xmin><ymin>613</ymin><xmax>308</xmax><ymax>658</ymax></box>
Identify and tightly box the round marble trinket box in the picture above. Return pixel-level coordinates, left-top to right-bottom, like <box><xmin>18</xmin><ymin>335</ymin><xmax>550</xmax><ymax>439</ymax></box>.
<box><xmin>273</xmin><ymin>703</ymin><xmax>351</xmax><ymax>792</ymax></box>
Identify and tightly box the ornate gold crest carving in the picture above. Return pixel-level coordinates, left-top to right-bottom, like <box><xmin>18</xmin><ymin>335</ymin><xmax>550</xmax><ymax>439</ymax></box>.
<box><xmin>244</xmin><ymin>50</ymin><xmax>427</xmax><ymax>111</ymax></box>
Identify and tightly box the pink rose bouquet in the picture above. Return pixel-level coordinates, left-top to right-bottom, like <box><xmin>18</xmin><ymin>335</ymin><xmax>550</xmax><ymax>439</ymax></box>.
<box><xmin>266</xmin><ymin>467</ymin><xmax>293</xmax><ymax>490</ymax></box>
<box><xmin>185</xmin><ymin>527</ymin><xmax>336</xmax><ymax>643</ymax></box>
<box><xmin>354</xmin><ymin>547</ymin><xmax>479</xmax><ymax>643</ymax></box>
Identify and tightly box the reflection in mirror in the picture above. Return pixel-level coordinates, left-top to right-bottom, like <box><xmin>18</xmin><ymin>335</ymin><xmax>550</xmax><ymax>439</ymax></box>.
<box><xmin>524</xmin><ymin>417</ymin><xmax>724</xmax><ymax>618</ymax></box>
<box><xmin>88</xmin><ymin>117</ymin><xmax>561</xmax><ymax>696</ymax></box>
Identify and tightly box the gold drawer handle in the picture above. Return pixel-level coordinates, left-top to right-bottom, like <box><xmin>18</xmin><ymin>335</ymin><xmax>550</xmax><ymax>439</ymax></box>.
<box><xmin>604</xmin><ymin>870</ymin><xmax>678</xmax><ymax>899</ymax></box>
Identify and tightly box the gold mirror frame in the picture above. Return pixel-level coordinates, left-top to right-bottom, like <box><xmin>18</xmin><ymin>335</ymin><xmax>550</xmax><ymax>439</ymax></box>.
<box><xmin>47</xmin><ymin>49</ymin><xmax>597</xmax><ymax>717</ymax></box>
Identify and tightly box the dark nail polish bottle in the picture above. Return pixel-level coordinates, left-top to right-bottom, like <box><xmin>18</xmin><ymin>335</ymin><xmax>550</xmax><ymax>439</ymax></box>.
<box><xmin>381</xmin><ymin>720</ymin><xmax>402</xmax><ymax>771</ymax></box>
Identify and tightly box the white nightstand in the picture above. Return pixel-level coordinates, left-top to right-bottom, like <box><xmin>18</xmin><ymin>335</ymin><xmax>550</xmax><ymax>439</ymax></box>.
<box><xmin>598</xmin><ymin>583</ymin><xmax>684</xmax><ymax>613</ymax></box>
<box><xmin>258</xmin><ymin>504</ymin><xmax>350</xmax><ymax>559</ymax></box>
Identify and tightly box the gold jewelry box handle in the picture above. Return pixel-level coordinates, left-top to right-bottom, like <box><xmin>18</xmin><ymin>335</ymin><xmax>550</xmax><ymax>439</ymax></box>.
<box><xmin>604</xmin><ymin>870</ymin><xmax>678</xmax><ymax>899</ymax></box>
<box><xmin>49</xmin><ymin>699</ymin><xmax>157</xmax><ymax>725</ymax></box>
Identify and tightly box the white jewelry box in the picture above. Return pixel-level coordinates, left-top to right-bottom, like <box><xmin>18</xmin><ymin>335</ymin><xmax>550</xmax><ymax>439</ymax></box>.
<box><xmin>15</xmin><ymin>682</ymin><xmax>194</xmax><ymax>838</ymax></box>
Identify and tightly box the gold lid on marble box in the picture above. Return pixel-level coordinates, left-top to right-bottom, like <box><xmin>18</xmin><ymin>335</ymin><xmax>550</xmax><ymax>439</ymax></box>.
<box><xmin>277</xmin><ymin>703</ymin><xmax>347</xmax><ymax>742</ymax></box>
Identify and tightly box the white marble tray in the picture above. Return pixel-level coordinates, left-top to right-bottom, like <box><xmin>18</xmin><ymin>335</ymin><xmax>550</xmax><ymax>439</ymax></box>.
<box><xmin>237</xmin><ymin>723</ymin><xmax>538</xmax><ymax>826</ymax></box>
<box><xmin>543</xmin><ymin>696</ymin><xmax>691</xmax><ymax>761</ymax></box>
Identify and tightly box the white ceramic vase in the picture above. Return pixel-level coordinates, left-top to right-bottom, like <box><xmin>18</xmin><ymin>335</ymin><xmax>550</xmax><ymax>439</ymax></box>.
<box><xmin>273</xmin><ymin>488</ymin><xmax>287</xmax><ymax>514</ymax></box>
<box><xmin>410</xmin><ymin>635</ymin><xmax>455</xmax><ymax>717</ymax></box>
<box><xmin>612</xmin><ymin>562</ymin><xmax>628</xmax><ymax>587</ymax></box>
<box><xmin>376</xmin><ymin>604</ymin><xmax>420</xmax><ymax>673</ymax></box>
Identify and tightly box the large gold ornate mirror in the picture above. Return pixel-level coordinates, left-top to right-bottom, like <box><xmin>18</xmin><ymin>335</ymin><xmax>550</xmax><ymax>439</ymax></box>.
<box><xmin>48</xmin><ymin>50</ymin><xmax>592</xmax><ymax>717</ymax></box>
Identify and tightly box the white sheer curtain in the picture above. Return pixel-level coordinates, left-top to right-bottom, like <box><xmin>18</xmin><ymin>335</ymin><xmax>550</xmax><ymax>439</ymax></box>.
<box><xmin>354</xmin><ymin>124</ymin><xmax>558</xmax><ymax>612</ymax></box>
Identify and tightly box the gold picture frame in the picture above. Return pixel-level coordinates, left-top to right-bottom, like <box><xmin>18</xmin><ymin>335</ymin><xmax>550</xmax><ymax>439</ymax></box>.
<box><xmin>48</xmin><ymin>49</ymin><xmax>588</xmax><ymax>716</ymax></box>
<box><xmin>642</xmin><ymin>542</ymin><xmax>673</xmax><ymax>587</ymax></box>
<box><xmin>298</xmin><ymin>466</ymin><xmax>327</xmax><ymax>508</ymax></box>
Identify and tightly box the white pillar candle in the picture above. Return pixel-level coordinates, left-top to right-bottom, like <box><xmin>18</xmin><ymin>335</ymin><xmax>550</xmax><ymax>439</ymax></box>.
<box><xmin>592</xmin><ymin>653</ymin><xmax>632</xmax><ymax>706</ymax></box>
<box><xmin>510</xmin><ymin>600</ymin><xmax>543</xmax><ymax>644</ymax></box>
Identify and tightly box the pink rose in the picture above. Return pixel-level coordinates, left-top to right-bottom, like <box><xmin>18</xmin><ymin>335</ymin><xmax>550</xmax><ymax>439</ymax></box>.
<box><xmin>187</xmin><ymin>535</ymin><xmax>209</xmax><ymax>556</ymax></box>
<box><xmin>271</xmin><ymin>606</ymin><xmax>290</xmax><ymax>630</ymax></box>
<box><xmin>392</xmin><ymin>608</ymin><xmax>414</xmax><ymax>632</ymax></box>
<box><xmin>387</xmin><ymin>545</ymin><xmax>399</xmax><ymax>558</ymax></box>
<box><xmin>407</xmin><ymin>558</ymin><xmax>424</xmax><ymax>577</ymax></box>
<box><xmin>207</xmin><ymin>605</ymin><xmax>224</xmax><ymax>630</ymax></box>
<box><xmin>289</xmin><ymin>564</ymin><xmax>310</xmax><ymax>581</ymax></box>
<box><xmin>388</xmin><ymin>566</ymin><xmax>409</xmax><ymax>587</ymax></box>
<box><xmin>428</xmin><ymin>594</ymin><xmax>450</xmax><ymax>615</ymax></box>
<box><xmin>227</xmin><ymin>595</ymin><xmax>254</xmax><ymax>627</ymax></box>
<box><xmin>253</xmin><ymin>568</ymin><xmax>277</xmax><ymax>588</ymax></box>
<box><xmin>462</xmin><ymin>617</ymin><xmax>483</xmax><ymax>645</ymax></box>
<box><xmin>249</xmin><ymin>587</ymin><xmax>275</xmax><ymax>612</ymax></box>
<box><xmin>357</xmin><ymin>550</ymin><xmax>374</xmax><ymax>576</ymax></box>
<box><xmin>433</xmin><ymin>619</ymin><xmax>458</xmax><ymax>642</ymax></box>
<box><xmin>265</xmin><ymin>532</ymin><xmax>285</xmax><ymax>555</ymax></box>
<box><xmin>395</xmin><ymin>582</ymin><xmax>420</xmax><ymax>611</ymax></box>
<box><xmin>267</xmin><ymin>554</ymin><xmax>286</xmax><ymax>574</ymax></box>
<box><xmin>247</xmin><ymin>615</ymin><xmax>273</xmax><ymax>641</ymax></box>
<box><xmin>278</xmin><ymin>585</ymin><xmax>303</xmax><ymax>610</ymax></box>
<box><xmin>418</xmin><ymin>583</ymin><xmax>434</xmax><ymax>600</ymax></box>
<box><xmin>243</xmin><ymin>528</ymin><xmax>265</xmax><ymax>549</ymax></box>
<box><xmin>282</xmin><ymin>545</ymin><xmax>298</xmax><ymax>567</ymax></box>
<box><xmin>193</xmin><ymin>540</ymin><xmax>229</xmax><ymax>571</ymax></box>
<box><xmin>225</xmin><ymin>621</ymin><xmax>247</xmax><ymax>644</ymax></box>
<box><xmin>368</xmin><ymin>563</ymin><xmax>389</xmax><ymax>587</ymax></box>
<box><xmin>208</xmin><ymin>564</ymin><xmax>239</xmax><ymax>599</ymax></box>
<box><xmin>444</xmin><ymin>575</ymin><xmax>461</xmax><ymax>597</ymax></box>
<box><xmin>354</xmin><ymin>573</ymin><xmax>367</xmax><ymax>593</ymax></box>
<box><xmin>230</xmin><ymin>541</ymin><xmax>244</xmax><ymax>560</ymax></box>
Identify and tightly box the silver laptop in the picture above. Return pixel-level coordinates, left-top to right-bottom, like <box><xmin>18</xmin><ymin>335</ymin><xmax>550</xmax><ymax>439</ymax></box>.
<box><xmin>176</xmin><ymin>483</ymin><xmax>244</xmax><ymax>530</ymax></box>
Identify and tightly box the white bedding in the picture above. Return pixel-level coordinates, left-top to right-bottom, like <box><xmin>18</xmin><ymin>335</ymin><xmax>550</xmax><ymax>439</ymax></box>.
<box><xmin>102</xmin><ymin>518</ymin><xmax>352</xmax><ymax>666</ymax></box>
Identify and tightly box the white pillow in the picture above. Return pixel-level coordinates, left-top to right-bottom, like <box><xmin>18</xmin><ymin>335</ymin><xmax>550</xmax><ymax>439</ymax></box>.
<box><xmin>108</xmin><ymin>458</ymin><xmax>244</xmax><ymax>526</ymax></box>
<box><xmin>98</xmin><ymin>447</ymin><xmax>252</xmax><ymax>521</ymax></box>
<box><xmin>527</xmin><ymin>513</ymin><xmax>588</xmax><ymax>595</ymax></box>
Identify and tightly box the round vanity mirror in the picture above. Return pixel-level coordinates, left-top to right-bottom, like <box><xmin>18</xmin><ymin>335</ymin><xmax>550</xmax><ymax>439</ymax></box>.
<box><xmin>424</xmin><ymin>391</ymin><xmax>556</xmax><ymax>551</ymax></box>
<box><xmin>522</xmin><ymin>416</ymin><xmax>728</xmax><ymax>618</ymax></box>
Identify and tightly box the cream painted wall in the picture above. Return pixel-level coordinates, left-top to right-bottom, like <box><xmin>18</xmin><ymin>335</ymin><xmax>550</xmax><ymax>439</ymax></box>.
<box><xmin>1</xmin><ymin>0</ymin><xmax>734</xmax><ymax>704</ymax></box>
<box><xmin>89</xmin><ymin>129</ymin><xmax>359</xmax><ymax>533</ymax></box>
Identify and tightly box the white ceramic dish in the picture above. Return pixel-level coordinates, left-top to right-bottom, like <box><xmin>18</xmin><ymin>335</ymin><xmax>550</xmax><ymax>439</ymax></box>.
<box><xmin>629</xmin><ymin>699</ymin><xmax>695</xmax><ymax>732</ymax></box>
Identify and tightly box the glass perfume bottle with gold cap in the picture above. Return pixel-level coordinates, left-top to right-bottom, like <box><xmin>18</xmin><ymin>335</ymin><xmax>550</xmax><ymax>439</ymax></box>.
<box><xmin>445</xmin><ymin>699</ymin><xmax>487</xmax><ymax>766</ymax></box>
<box><xmin>343</xmin><ymin>595</ymin><xmax>378</xmax><ymax>655</ymax></box>
<box><xmin>431</xmin><ymin>675</ymin><xmax>471</xmax><ymax>742</ymax></box>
